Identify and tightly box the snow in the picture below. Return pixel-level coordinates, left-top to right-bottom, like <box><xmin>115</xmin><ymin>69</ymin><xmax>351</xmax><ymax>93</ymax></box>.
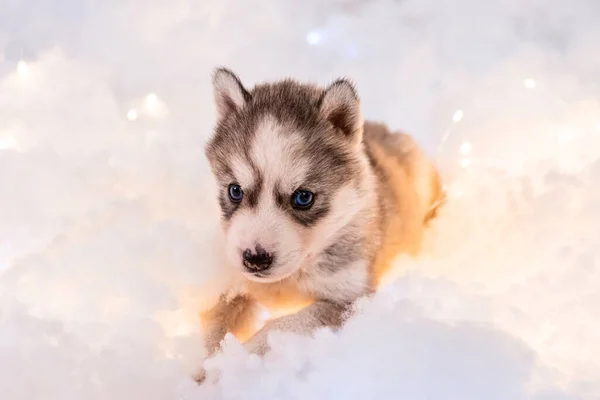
<box><xmin>1</xmin><ymin>0</ymin><xmax>599</xmax><ymax>399</ymax></box>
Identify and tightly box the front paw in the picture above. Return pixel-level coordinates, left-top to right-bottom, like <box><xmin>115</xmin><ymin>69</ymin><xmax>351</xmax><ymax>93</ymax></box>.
<box><xmin>243</xmin><ymin>331</ymin><xmax>269</xmax><ymax>356</ymax></box>
<box><xmin>192</xmin><ymin>367</ymin><xmax>207</xmax><ymax>385</ymax></box>
<box><xmin>193</xmin><ymin>366</ymin><xmax>223</xmax><ymax>385</ymax></box>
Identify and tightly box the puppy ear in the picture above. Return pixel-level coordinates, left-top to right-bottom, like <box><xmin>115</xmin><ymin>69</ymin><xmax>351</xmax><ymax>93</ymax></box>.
<box><xmin>318</xmin><ymin>78</ymin><xmax>364</xmax><ymax>148</ymax></box>
<box><xmin>212</xmin><ymin>67</ymin><xmax>251</xmax><ymax>119</ymax></box>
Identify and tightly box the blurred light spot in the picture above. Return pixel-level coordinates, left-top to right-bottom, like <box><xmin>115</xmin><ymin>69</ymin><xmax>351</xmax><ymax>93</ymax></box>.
<box><xmin>460</xmin><ymin>158</ymin><xmax>471</xmax><ymax>168</ymax></box>
<box><xmin>452</xmin><ymin>109</ymin><xmax>464</xmax><ymax>123</ymax></box>
<box><xmin>306</xmin><ymin>31</ymin><xmax>321</xmax><ymax>45</ymax></box>
<box><xmin>449</xmin><ymin>186</ymin><xmax>464</xmax><ymax>198</ymax></box>
<box><xmin>558</xmin><ymin>130</ymin><xmax>573</xmax><ymax>145</ymax></box>
<box><xmin>144</xmin><ymin>93</ymin><xmax>159</xmax><ymax>112</ymax></box>
<box><xmin>260</xmin><ymin>308</ymin><xmax>271</xmax><ymax>322</ymax></box>
<box><xmin>524</xmin><ymin>78</ymin><xmax>536</xmax><ymax>89</ymax></box>
<box><xmin>16</xmin><ymin>60</ymin><xmax>29</xmax><ymax>76</ymax></box>
<box><xmin>460</xmin><ymin>141</ymin><xmax>472</xmax><ymax>154</ymax></box>
<box><xmin>142</xmin><ymin>93</ymin><xmax>168</xmax><ymax>119</ymax></box>
<box><xmin>0</xmin><ymin>136</ymin><xmax>19</xmax><ymax>150</ymax></box>
<box><xmin>127</xmin><ymin>109</ymin><xmax>138</xmax><ymax>121</ymax></box>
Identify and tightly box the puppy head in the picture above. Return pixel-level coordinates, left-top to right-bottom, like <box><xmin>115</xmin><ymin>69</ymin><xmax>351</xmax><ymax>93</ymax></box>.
<box><xmin>205</xmin><ymin>67</ymin><xmax>367</xmax><ymax>283</ymax></box>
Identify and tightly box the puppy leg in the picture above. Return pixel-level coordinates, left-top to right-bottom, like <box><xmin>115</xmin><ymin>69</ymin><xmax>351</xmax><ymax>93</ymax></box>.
<box><xmin>243</xmin><ymin>299</ymin><xmax>350</xmax><ymax>356</ymax></box>
<box><xmin>201</xmin><ymin>294</ymin><xmax>259</xmax><ymax>355</ymax></box>
<box><xmin>195</xmin><ymin>294</ymin><xmax>258</xmax><ymax>383</ymax></box>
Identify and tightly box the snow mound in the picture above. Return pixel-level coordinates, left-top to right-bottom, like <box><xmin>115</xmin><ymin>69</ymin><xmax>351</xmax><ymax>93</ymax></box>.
<box><xmin>1</xmin><ymin>0</ymin><xmax>599</xmax><ymax>399</ymax></box>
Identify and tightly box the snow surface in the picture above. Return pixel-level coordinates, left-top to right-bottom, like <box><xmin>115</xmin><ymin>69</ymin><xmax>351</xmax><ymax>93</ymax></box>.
<box><xmin>1</xmin><ymin>0</ymin><xmax>600</xmax><ymax>399</ymax></box>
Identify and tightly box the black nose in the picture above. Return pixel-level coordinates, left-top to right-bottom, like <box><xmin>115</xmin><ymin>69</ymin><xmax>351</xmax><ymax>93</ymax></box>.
<box><xmin>242</xmin><ymin>246</ymin><xmax>273</xmax><ymax>272</ymax></box>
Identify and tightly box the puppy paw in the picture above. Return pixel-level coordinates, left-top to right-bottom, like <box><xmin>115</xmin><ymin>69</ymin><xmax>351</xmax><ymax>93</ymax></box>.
<box><xmin>243</xmin><ymin>333</ymin><xmax>269</xmax><ymax>356</ymax></box>
<box><xmin>192</xmin><ymin>367</ymin><xmax>207</xmax><ymax>385</ymax></box>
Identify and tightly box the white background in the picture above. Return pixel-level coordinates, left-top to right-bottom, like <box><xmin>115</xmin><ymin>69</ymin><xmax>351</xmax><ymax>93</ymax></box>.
<box><xmin>1</xmin><ymin>0</ymin><xmax>599</xmax><ymax>399</ymax></box>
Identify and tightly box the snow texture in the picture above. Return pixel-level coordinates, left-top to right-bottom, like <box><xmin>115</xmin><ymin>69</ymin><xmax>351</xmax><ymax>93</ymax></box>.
<box><xmin>1</xmin><ymin>0</ymin><xmax>600</xmax><ymax>399</ymax></box>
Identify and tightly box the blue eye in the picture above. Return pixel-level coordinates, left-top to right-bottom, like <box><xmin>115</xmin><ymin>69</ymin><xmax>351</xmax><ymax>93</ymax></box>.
<box><xmin>291</xmin><ymin>190</ymin><xmax>314</xmax><ymax>209</ymax></box>
<box><xmin>228</xmin><ymin>184</ymin><xmax>243</xmax><ymax>203</ymax></box>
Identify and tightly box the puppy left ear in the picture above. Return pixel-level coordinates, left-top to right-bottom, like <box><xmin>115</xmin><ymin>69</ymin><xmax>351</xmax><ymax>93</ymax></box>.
<box><xmin>318</xmin><ymin>79</ymin><xmax>364</xmax><ymax>148</ymax></box>
<box><xmin>212</xmin><ymin>67</ymin><xmax>251</xmax><ymax>119</ymax></box>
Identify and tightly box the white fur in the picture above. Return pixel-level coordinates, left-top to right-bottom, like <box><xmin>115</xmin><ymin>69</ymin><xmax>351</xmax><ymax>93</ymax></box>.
<box><xmin>251</xmin><ymin>116</ymin><xmax>309</xmax><ymax>191</ymax></box>
<box><xmin>300</xmin><ymin>260</ymin><xmax>370</xmax><ymax>303</ymax></box>
<box><xmin>224</xmin><ymin>117</ymin><xmax>312</xmax><ymax>282</ymax></box>
<box><xmin>225</xmin><ymin>202</ymin><xmax>304</xmax><ymax>283</ymax></box>
<box><xmin>224</xmin><ymin>117</ymin><xmax>374</xmax><ymax>288</ymax></box>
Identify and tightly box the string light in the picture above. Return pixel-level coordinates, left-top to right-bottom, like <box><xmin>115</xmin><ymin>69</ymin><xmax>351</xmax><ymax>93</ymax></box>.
<box><xmin>142</xmin><ymin>92</ymin><xmax>169</xmax><ymax>118</ymax></box>
<box><xmin>127</xmin><ymin>109</ymin><xmax>138</xmax><ymax>121</ymax></box>
<box><xmin>436</xmin><ymin>83</ymin><xmax>592</xmax><ymax>204</ymax></box>
<box><xmin>437</xmin><ymin>109</ymin><xmax>465</xmax><ymax>154</ymax></box>
<box><xmin>452</xmin><ymin>109</ymin><xmax>464</xmax><ymax>123</ymax></box>
<box><xmin>524</xmin><ymin>78</ymin><xmax>536</xmax><ymax>89</ymax></box>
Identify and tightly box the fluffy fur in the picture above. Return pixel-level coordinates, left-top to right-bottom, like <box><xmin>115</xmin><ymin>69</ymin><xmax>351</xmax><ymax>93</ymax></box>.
<box><xmin>196</xmin><ymin>67</ymin><xmax>444</xmax><ymax>382</ymax></box>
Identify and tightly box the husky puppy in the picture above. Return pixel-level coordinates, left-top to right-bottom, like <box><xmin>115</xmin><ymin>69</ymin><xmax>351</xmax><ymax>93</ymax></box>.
<box><xmin>198</xmin><ymin>68</ymin><xmax>444</xmax><ymax>379</ymax></box>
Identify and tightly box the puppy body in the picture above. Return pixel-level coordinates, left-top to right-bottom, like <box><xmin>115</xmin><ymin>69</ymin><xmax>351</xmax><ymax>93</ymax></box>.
<box><xmin>200</xmin><ymin>69</ymin><xmax>444</xmax><ymax>367</ymax></box>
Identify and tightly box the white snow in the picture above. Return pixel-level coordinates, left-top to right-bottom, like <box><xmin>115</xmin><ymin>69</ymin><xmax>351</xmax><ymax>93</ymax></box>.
<box><xmin>1</xmin><ymin>0</ymin><xmax>599</xmax><ymax>399</ymax></box>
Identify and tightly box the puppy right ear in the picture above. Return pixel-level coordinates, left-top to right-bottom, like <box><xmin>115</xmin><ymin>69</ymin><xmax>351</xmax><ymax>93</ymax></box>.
<box><xmin>212</xmin><ymin>67</ymin><xmax>251</xmax><ymax>119</ymax></box>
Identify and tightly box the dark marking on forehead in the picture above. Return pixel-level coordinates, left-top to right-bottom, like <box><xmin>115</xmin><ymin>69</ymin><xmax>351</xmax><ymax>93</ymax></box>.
<box><xmin>207</xmin><ymin>80</ymin><xmax>325</xmax><ymax>162</ymax></box>
<box><xmin>306</xmin><ymin>148</ymin><xmax>356</xmax><ymax>185</ymax></box>
<box><xmin>239</xmin><ymin>146</ymin><xmax>264</xmax><ymax>208</ymax></box>
<box><xmin>249</xmin><ymin>80</ymin><xmax>324</xmax><ymax>129</ymax></box>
